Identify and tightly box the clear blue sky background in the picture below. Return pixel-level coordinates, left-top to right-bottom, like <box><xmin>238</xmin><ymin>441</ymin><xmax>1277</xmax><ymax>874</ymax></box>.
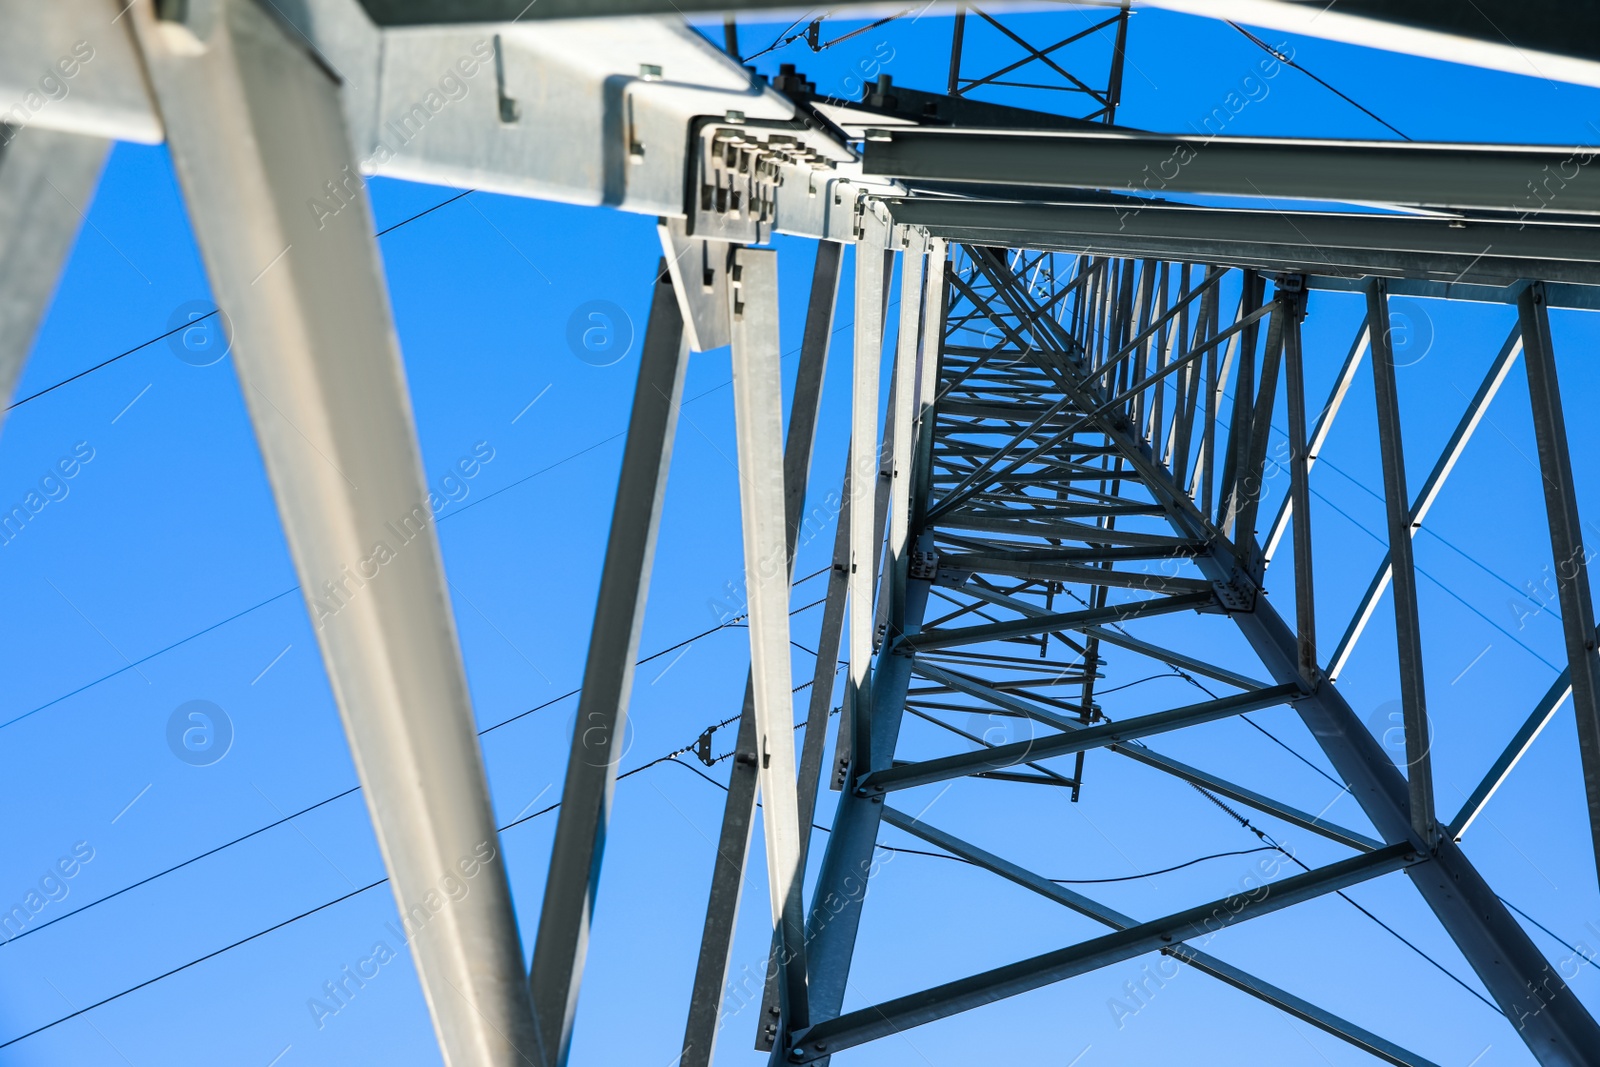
<box><xmin>2</xmin><ymin>5</ymin><xmax>1600</xmax><ymax>1065</ymax></box>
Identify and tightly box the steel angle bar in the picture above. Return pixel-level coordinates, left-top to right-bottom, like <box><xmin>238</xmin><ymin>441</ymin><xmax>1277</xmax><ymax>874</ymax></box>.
<box><xmin>1366</xmin><ymin>279</ymin><xmax>1436</xmax><ymax>841</ymax></box>
<box><xmin>682</xmin><ymin>242</ymin><xmax>840</xmax><ymax>1067</ymax></box>
<box><xmin>904</xmin><ymin>225</ymin><xmax>1600</xmax><ymax>286</ymax></box>
<box><xmin>879</xmin><ymin>809</ymin><xmax>1431</xmax><ymax>1067</ymax></box>
<box><xmin>1234</xmin><ymin>293</ymin><xmax>1286</xmax><ymax>546</ymax></box>
<box><xmin>790</xmin><ymin>241</ymin><xmax>846</xmax><ymax>833</ymax></box>
<box><xmin>959</xmin><ymin>246</ymin><xmax>1600</xmax><ymax>1060</ymax></box>
<box><xmin>1084</xmin><ymin>265</ymin><xmax>1228</xmax><ymax>387</ymax></box>
<box><xmin>903</xmin><ymin>590</ymin><xmax>1214</xmax><ymax>651</ymax></box>
<box><xmin>0</xmin><ymin>128</ymin><xmax>107</xmax><ymax>427</ymax></box>
<box><xmin>872</xmin><ymin>240</ymin><xmax>924</xmax><ymax>819</ymax></box>
<box><xmin>1264</xmin><ymin>318</ymin><xmax>1369</xmax><ymax>564</ymax></box>
<box><xmin>129</xmin><ymin>4</ymin><xmax>539</xmax><ymax>1064</ymax></box>
<box><xmin>1080</xmin><ymin>625</ymin><xmax>1269</xmax><ymax>692</ymax></box>
<box><xmin>1326</xmin><ymin>322</ymin><xmax>1522</xmax><ymax>678</ymax></box>
<box><xmin>865</xmin><ymin>130</ymin><xmax>1600</xmax><ymax>215</ymax></box>
<box><xmin>963</xmin><ymin>250</ymin><xmax>1230</xmax><ymax>550</ymax></box>
<box><xmin>926</xmin><ymin>393</ymin><xmax>1078</xmax><ymax>520</ymax></box>
<box><xmin>1518</xmin><ymin>281</ymin><xmax>1600</xmax><ymax>887</ymax></box>
<box><xmin>659</xmin><ymin>219</ymin><xmax>733</xmax><ymax>354</ymax></box>
<box><xmin>888</xmin><ymin>232</ymin><xmax>927</xmax><ymax>591</ymax></box>
<box><xmin>902</xmin><ymin>706</ymin><xmax>1079</xmax><ymax>788</ymax></box>
<box><xmin>804</xmin><ymin>577</ymin><xmax>933</xmax><ymax>1034</ymax></box>
<box><xmin>789</xmin><ymin>843</ymin><xmax>1417</xmax><ymax>1060</ymax></box>
<box><xmin>358</xmin><ymin>0</ymin><xmax>886</xmax><ymax>23</ymax></box>
<box><xmin>886</xmin><ymin>199</ymin><xmax>1600</xmax><ymax>270</ymax></box>
<box><xmin>937</xmin><ymin>555</ymin><xmax>1211</xmax><ymax>594</ymax></box>
<box><xmin>1201</xmin><ymin>557</ymin><xmax>1600</xmax><ymax>1061</ymax></box>
<box><xmin>912</xmin><ymin>652</ymin><xmax>1375</xmax><ymax>849</ymax></box>
<box><xmin>531</xmin><ymin>267</ymin><xmax>687</xmax><ymax>1064</ymax></box>
<box><xmin>754</xmin><ymin>248</ymin><xmax>847</xmax><ymax>1055</ymax></box>
<box><xmin>861</xmin><ymin>684</ymin><xmax>1303</xmax><ymax>794</ymax></box>
<box><xmin>912</xmin><ymin>238</ymin><xmax>949</xmax><ymax>519</ymax></box>
<box><xmin>843</xmin><ymin>355</ymin><xmax>904</xmax><ymax>797</ymax></box>
<box><xmin>910</xmin><ymin>660</ymin><xmax>1083</xmax><ymax>732</ymax></box>
<box><xmin>848</xmin><ymin>219</ymin><xmax>892</xmax><ymax>773</ymax></box>
<box><xmin>727</xmin><ymin>247</ymin><xmax>811</xmax><ymax>1033</ymax></box>
<box><xmin>1282</xmin><ymin>286</ymin><xmax>1316</xmax><ymax>679</ymax></box>
<box><xmin>1110</xmin><ymin>743</ymin><xmax>1383</xmax><ymax>852</ymax></box>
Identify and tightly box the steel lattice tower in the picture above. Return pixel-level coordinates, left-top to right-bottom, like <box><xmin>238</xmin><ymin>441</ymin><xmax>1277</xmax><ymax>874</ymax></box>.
<box><xmin>4</xmin><ymin>2</ymin><xmax>1600</xmax><ymax>1066</ymax></box>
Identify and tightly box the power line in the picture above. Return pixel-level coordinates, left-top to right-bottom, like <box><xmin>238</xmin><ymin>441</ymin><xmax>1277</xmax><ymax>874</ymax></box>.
<box><xmin>4</xmin><ymin>191</ymin><xmax>473</xmax><ymax>415</ymax></box>
<box><xmin>0</xmin><ymin>876</ymin><xmax>391</xmax><ymax>1051</ymax></box>
<box><xmin>1</xmin><ymin>584</ymin><xmax>831</xmax><ymax>953</ymax></box>
<box><xmin>0</xmin><ymin>587</ymin><xmax>301</xmax><ymax>733</ymax></box>
<box><xmin>4</xmin><ymin>313</ymin><xmax>217</xmax><ymax>412</ymax></box>
<box><xmin>1224</xmin><ymin>21</ymin><xmax>1412</xmax><ymax>141</ymax></box>
<box><xmin>962</xmin><ymin>530</ymin><xmax>1499</xmax><ymax>1012</ymax></box>
<box><xmin>374</xmin><ymin>188</ymin><xmax>474</xmax><ymax>238</ymax></box>
<box><xmin>2</xmin><ymin>287</ymin><xmax>875</xmax><ymax>732</ymax></box>
<box><xmin>0</xmin><ymin>785</ymin><xmax>365</xmax><ymax>948</ymax></box>
<box><xmin>0</xmin><ymin>619</ymin><xmax>844</xmax><ymax>1049</ymax></box>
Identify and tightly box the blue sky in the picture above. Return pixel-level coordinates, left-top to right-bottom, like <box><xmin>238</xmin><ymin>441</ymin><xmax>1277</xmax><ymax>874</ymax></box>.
<box><xmin>2</xmin><ymin>5</ymin><xmax>1600</xmax><ymax>1066</ymax></box>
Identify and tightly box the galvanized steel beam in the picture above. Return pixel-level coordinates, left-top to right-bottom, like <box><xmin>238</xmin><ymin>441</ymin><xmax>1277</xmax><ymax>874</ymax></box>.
<box><xmin>0</xmin><ymin>127</ymin><xmax>106</xmax><ymax>427</ymax></box>
<box><xmin>131</xmin><ymin>2</ymin><xmax>541</xmax><ymax>1063</ymax></box>
<box><xmin>867</xmin><ymin>130</ymin><xmax>1600</xmax><ymax>216</ymax></box>
<box><xmin>529</xmin><ymin>265</ymin><xmax>686</xmax><ymax>1066</ymax></box>
<box><xmin>789</xmin><ymin>844</ymin><xmax>1418</xmax><ymax>1060</ymax></box>
<box><xmin>1518</xmin><ymin>280</ymin><xmax>1600</xmax><ymax>889</ymax></box>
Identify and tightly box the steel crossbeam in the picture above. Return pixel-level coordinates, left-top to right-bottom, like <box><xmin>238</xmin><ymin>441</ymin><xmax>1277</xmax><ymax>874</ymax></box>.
<box><xmin>878</xmin><ymin>807</ymin><xmax>1432</xmax><ymax>1066</ymax></box>
<box><xmin>132</xmin><ymin>2</ymin><xmax>542</xmax><ymax>1062</ymax></box>
<box><xmin>790</xmin><ymin>843</ymin><xmax>1420</xmax><ymax>1060</ymax></box>
<box><xmin>530</xmin><ymin>266</ymin><xmax>687</xmax><ymax>1066</ymax></box>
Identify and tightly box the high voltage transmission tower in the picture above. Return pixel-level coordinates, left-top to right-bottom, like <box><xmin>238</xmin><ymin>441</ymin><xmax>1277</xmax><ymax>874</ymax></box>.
<box><xmin>4</xmin><ymin>1</ymin><xmax>1600</xmax><ymax>1065</ymax></box>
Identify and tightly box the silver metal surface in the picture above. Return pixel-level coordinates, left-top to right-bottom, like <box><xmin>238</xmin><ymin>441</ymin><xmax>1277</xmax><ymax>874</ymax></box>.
<box><xmin>131</xmin><ymin>2</ymin><xmax>539</xmax><ymax>1063</ymax></box>
<box><xmin>0</xmin><ymin>127</ymin><xmax>107</xmax><ymax>425</ymax></box>
<box><xmin>1519</xmin><ymin>280</ymin><xmax>1600</xmax><ymax>886</ymax></box>
<box><xmin>679</xmin><ymin>240</ymin><xmax>839</xmax><ymax>1066</ymax></box>
<box><xmin>867</xmin><ymin>128</ymin><xmax>1600</xmax><ymax>215</ymax></box>
<box><xmin>1365</xmin><ymin>279</ymin><xmax>1435</xmax><ymax>841</ymax></box>
<box><xmin>529</xmin><ymin>265</ymin><xmax>686</xmax><ymax>1067</ymax></box>
<box><xmin>727</xmin><ymin>244</ymin><xmax>810</xmax><ymax>1039</ymax></box>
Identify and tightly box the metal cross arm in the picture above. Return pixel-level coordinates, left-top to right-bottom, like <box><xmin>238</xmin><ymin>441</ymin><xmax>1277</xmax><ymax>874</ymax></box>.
<box><xmin>901</xmin><ymin>589</ymin><xmax>1216</xmax><ymax>652</ymax></box>
<box><xmin>885</xmin><ymin>198</ymin><xmax>1600</xmax><ymax>286</ymax></box>
<box><xmin>787</xmin><ymin>843</ymin><xmax>1420</xmax><ymax>1061</ymax></box>
<box><xmin>881</xmin><ymin>808</ymin><xmax>1433</xmax><ymax>1066</ymax></box>
<box><xmin>859</xmin><ymin>683</ymin><xmax>1304</xmax><ymax>794</ymax></box>
<box><xmin>863</xmin><ymin>128</ymin><xmax>1600</xmax><ymax>216</ymax></box>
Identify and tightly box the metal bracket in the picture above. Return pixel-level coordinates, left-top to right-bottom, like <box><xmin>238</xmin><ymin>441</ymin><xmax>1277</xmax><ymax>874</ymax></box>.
<box><xmin>687</xmin><ymin>115</ymin><xmax>854</xmax><ymax>243</ymax></box>
<box><xmin>1211</xmin><ymin>568</ymin><xmax>1259</xmax><ymax>613</ymax></box>
<box><xmin>658</xmin><ymin>217</ymin><xmax>732</xmax><ymax>353</ymax></box>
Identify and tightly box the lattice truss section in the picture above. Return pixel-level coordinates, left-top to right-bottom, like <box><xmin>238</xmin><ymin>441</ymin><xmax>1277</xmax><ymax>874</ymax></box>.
<box><xmin>787</xmin><ymin>246</ymin><xmax>1600</xmax><ymax>1065</ymax></box>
